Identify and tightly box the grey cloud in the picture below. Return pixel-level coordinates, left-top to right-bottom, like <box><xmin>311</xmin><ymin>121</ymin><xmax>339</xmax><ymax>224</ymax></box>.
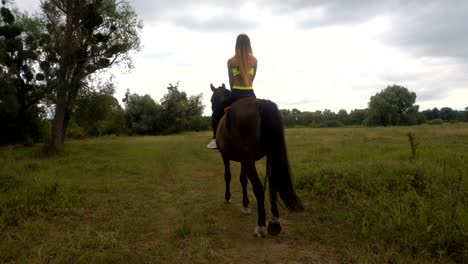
<box><xmin>132</xmin><ymin>0</ymin><xmax>250</xmax><ymax>28</ymax></box>
<box><xmin>378</xmin><ymin>71</ymin><xmax>425</xmax><ymax>84</ymax></box>
<box><xmin>172</xmin><ymin>15</ymin><xmax>257</xmax><ymax>32</ymax></box>
<box><xmin>261</xmin><ymin>0</ymin><xmax>392</xmax><ymax>26</ymax></box>
<box><xmin>417</xmin><ymin>88</ymin><xmax>449</xmax><ymax>101</ymax></box>
<box><xmin>387</xmin><ymin>1</ymin><xmax>468</xmax><ymax>60</ymax></box>
<box><xmin>263</xmin><ymin>0</ymin><xmax>468</xmax><ymax>61</ymax></box>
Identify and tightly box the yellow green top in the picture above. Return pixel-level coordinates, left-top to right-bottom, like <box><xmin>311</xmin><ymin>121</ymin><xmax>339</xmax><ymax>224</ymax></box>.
<box><xmin>231</xmin><ymin>67</ymin><xmax>255</xmax><ymax>90</ymax></box>
<box><xmin>232</xmin><ymin>67</ymin><xmax>255</xmax><ymax>76</ymax></box>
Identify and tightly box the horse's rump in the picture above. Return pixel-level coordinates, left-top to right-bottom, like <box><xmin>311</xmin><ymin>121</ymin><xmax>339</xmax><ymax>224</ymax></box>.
<box><xmin>216</xmin><ymin>97</ymin><xmax>264</xmax><ymax>161</ymax></box>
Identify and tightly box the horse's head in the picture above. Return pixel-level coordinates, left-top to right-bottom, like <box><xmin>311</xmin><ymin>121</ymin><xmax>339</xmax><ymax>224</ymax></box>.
<box><xmin>210</xmin><ymin>83</ymin><xmax>231</xmax><ymax>111</ymax></box>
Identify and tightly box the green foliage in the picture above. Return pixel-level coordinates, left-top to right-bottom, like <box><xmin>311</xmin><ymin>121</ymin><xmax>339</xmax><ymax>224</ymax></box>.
<box><xmin>317</xmin><ymin>119</ymin><xmax>344</xmax><ymax>128</ymax></box>
<box><xmin>280</xmin><ymin>108</ymin><xmax>367</xmax><ymax>128</ymax></box>
<box><xmin>40</xmin><ymin>0</ymin><xmax>142</xmax><ymax>151</ymax></box>
<box><xmin>160</xmin><ymin>83</ymin><xmax>204</xmax><ymax>134</ymax></box>
<box><xmin>40</xmin><ymin>0</ymin><xmax>142</xmax><ymax>77</ymax></box>
<box><xmin>367</xmin><ymin>85</ymin><xmax>419</xmax><ymax>126</ymax></box>
<box><xmin>123</xmin><ymin>83</ymin><xmax>207</xmax><ymax>135</ymax></box>
<box><xmin>0</xmin><ymin>3</ymin><xmax>48</xmax><ymax>145</ymax></box>
<box><xmin>427</xmin><ymin>118</ymin><xmax>444</xmax><ymax>125</ymax></box>
<box><xmin>73</xmin><ymin>82</ymin><xmax>127</xmax><ymax>136</ymax></box>
<box><xmin>422</xmin><ymin>108</ymin><xmax>441</xmax><ymax>120</ymax></box>
<box><xmin>65</xmin><ymin>118</ymin><xmax>86</xmax><ymax>139</ymax></box>
<box><xmin>123</xmin><ymin>92</ymin><xmax>162</xmax><ymax>135</ymax></box>
<box><xmin>439</xmin><ymin>107</ymin><xmax>457</xmax><ymax>121</ymax></box>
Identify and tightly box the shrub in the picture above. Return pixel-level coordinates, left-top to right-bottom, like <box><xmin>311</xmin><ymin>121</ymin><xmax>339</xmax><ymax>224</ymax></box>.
<box><xmin>317</xmin><ymin>119</ymin><xmax>344</xmax><ymax>128</ymax></box>
<box><xmin>427</xmin><ymin>119</ymin><xmax>444</xmax><ymax>125</ymax></box>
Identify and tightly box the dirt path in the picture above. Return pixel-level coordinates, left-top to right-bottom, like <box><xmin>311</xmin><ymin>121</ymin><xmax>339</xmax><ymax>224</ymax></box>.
<box><xmin>159</xmin><ymin>157</ymin><xmax>339</xmax><ymax>264</ymax></box>
<box><xmin>207</xmin><ymin>202</ymin><xmax>338</xmax><ymax>264</ymax></box>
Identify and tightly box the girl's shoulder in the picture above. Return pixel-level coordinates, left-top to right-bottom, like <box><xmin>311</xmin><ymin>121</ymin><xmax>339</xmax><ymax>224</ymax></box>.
<box><xmin>228</xmin><ymin>56</ymin><xmax>237</xmax><ymax>66</ymax></box>
<box><xmin>248</xmin><ymin>55</ymin><xmax>257</xmax><ymax>65</ymax></box>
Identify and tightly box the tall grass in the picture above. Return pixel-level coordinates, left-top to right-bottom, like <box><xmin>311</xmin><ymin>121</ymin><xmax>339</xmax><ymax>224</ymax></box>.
<box><xmin>290</xmin><ymin>125</ymin><xmax>467</xmax><ymax>262</ymax></box>
<box><xmin>0</xmin><ymin>147</ymin><xmax>71</xmax><ymax>227</ymax></box>
<box><xmin>0</xmin><ymin>124</ymin><xmax>467</xmax><ymax>263</ymax></box>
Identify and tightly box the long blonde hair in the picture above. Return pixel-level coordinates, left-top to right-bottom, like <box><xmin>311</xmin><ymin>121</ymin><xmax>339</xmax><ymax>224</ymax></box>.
<box><xmin>235</xmin><ymin>34</ymin><xmax>253</xmax><ymax>86</ymax></box>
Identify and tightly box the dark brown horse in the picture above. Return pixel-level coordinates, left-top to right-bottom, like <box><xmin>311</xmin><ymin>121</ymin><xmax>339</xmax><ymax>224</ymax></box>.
<box><xmin>210</xmin><ymin>83</ymin><xmax>304</xmax><ymax>237</ymax></box>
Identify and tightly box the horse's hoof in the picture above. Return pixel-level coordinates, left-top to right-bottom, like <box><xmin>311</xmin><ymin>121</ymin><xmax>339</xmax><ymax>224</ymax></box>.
<box><xmin>267</xmin><ymin>219</ymin><xmax>282</xmax><ymax>236</ymax></box>
<box><xmin>241</xmin><ymin>207</ymin><xmax>251</xmax><ymax>215</ymax></box>
<box><xmin>224</xmin><ymin>199</ymin><xmax>232</xmax><ymax>204</ymax></box>
<box><xmin>254</xmin><ymin>226</ymin><xmax>266</xmax><ymax>238</ymax></box>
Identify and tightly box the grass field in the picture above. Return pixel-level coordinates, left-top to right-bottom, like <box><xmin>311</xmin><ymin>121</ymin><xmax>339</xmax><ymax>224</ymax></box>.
<box><xmin>1</xmin><ymin>124</ymin><xmax>467</xmax><ymax>263</ymax></box>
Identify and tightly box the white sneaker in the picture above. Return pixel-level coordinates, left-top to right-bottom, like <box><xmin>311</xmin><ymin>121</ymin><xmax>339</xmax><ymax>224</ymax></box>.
<box><xmin>207</xmin><ymin>139</ymin><xmax>217</xmax><ymax>149</ymax></box>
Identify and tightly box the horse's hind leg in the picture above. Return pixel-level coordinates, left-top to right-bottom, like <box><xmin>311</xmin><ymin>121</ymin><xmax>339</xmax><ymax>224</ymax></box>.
<box><xmin>222</xmin><ymin>154</ymin><xmax>232</xmax><ymax>204</ymax></box>
<box><xmin>268</xmin><ymin>181</ymin><xmax>282</xmax><ymax>235</ymax></box>
<box><xmin>267</xmin><ymin>161</ymin><xmax>282</xmax><ymax>235</ymax></box>
<box><xmin>243</xmin><ymin>161</ymin><xmax>266</xmax><ymax>237</ymax></box>
<box><xmin>240</xmin><ymin>163</ymin><xmax>251</xmax><ymax>214</ymax></box>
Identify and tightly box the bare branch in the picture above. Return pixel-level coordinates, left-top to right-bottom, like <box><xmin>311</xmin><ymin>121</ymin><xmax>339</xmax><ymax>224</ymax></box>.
<box><xmin>49</xmin><ymin>0</ymin><xmax>67</xmax><ymax>14</ymax></box>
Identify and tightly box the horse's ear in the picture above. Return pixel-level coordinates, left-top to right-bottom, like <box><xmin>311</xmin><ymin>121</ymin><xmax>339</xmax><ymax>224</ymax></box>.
<box><xmin>222</xmin><ymin>83</ymin><xmax>226</xmax><ymax>89</ymax></box>
<box><xmin>210</xmin><ymin>83</ymin><xmax>215</xmax><ymax>91</ymax></box>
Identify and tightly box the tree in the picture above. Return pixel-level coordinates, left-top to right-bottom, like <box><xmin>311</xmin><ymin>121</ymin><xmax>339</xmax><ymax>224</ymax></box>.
<box><xmin>422</xmin><ymin>108</ymin><xmax>438</xmax><ymax>121</ymax></box>
<box><xmin>367</xmin><ymin>85</ymin><xmax>418</xmax><ymax>126</ymax></box>
<box><xmin>298</xmin><ymin>111</ymin><xmax>314</xmax><ymax>127</ymax></box>
<box><xmin>280</xmin><ymin>109</ymin><xmax>294</xmax><ymax>127</ymax></box>
<box><xmin>123</xmin><ymin>90</ymin><xmax>162</xmax><ymax>135</ymax></box>
<box><xmin>439</xmin><ymin>107</ymin><xmax>456</xmax><ymax>121</ymax></box>
<box><xmin>465</xmin><ymin>106</ymin><xmax>468</xmax><ymax>122</ymax></box>
<box><xmin>0</xmin><ymin>1</ymin><xmax>47</xmax><ymax>145</ymax></box>
<box><xmin>40</xmin><ymin>0</ymin><xmax>142</xmax><ymax>152</ymax></box>
<box><xmin>122</xmin><ymin>83</ymin><xmax>206</xmax><ymax>135</ymax></box>
<box><xmin>160</xmin><ymin>82</ymin><xmax>204</xmax><ymax>134</ymax></box>
<box><xmin>337</xmin><ymin>109</ymin><xmax>348</xmax><ymax>125</ymax></box>
<box><xmin>73</xmin><ymin>82</ymin><xmax>126</xmax><ymax>136</ymax></box>
<box><xmin>348</xmin><ymin>109</ymin><xmax>368</xmax><ymax>125</ymax></box>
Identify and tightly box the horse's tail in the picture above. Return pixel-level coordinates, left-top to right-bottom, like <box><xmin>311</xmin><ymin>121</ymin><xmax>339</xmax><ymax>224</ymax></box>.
<box><xmin>259</xmin><ymin>100</ymin><xmax>304</xmax><ymax>212</ymax></box>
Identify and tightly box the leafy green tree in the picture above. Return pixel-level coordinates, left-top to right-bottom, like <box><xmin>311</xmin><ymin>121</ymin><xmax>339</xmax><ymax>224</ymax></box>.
<box><xmin>465</xmin><ymin>106</ymin><xmax>468</xmax><ymax>122</ymax></box>
<box><xmin>298</xmin><ymin>111</ymin><xmax>314</xmax><ymax>127</ymax></box>
<box><xmin>280</xmin><ymin>109</ymin><xmax>294</xmax><ymax>127</ymax></box>
<box><xmin>309</xmin><ymin>111</ymin><xmax>324</xmax><ymax>127</ymax></box>
<box><xmin>160</xmin><ymin>82</ymin><xmax>204</xmax><ymax>134</ymax></box>
<box><xmin>122</xmin><ymin>83</ymin><xmax>206</xmax><ymax>135</ymax></box>
<box><xmin>0</xmin><ymin>1</ymin><xmax>47</xmax><ymax>145</ymax></box>
<box><xmin>337</xmin><ymin>109</ymin><xmax>348</xmax><ymax>125</ymax></box>
<box><xmin>348</xmin><ymin>109</ymin><xmax>368</xmax><ymax>125</ymax></box>
<box><xmin>322</xmin><ymin>109</ymin><xmax>336</xmax><ymax>120</ymax></box>
<box><xmin>439</xmin><ymin>107</ymin><xmax>456</xmax><ymax>121</ymax></box>
<box><xmin>73</xmin><ymin>82</ymin><xmax>126</xmax><ymax>136</ymax></box>
<box><xmin>422</xmin><ymin>108</ymin><xmax>438</xmax><ymax>121</ymax></box>
<box><xmin>280</xmin><ymin>108</ymin><xmax>309</xmax><ymax>127</ymax></box>
<box><xmin>123</xmin><ymin>90</ymin><xmax>162</xmax><ymax>135</ymax></box>
<box><xmin>40</xmin><ymin>0</ymin><xmax>142</xmax><ymax>152</ymax></box>
<box><xmin>367</xmin><ymin>85</ymin><xmax>418</xmax><ymax>126</ymax></box>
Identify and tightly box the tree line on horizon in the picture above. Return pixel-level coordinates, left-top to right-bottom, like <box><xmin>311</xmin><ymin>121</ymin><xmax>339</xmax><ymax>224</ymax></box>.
<box><xmin>281</xmin><ymin>85</ymin><xmax>468</xmax><ymax>128</ymax></box>
<box><xmin>1</xmin><ymin>1</ymin><xmax>468</xmax><ymax>148</ymax></box>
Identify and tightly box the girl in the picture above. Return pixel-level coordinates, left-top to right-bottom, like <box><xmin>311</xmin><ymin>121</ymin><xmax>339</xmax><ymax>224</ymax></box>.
<box><xmin>207</xmin><ymin>34</ymin><xmax>257</xmax><ymax>149</ymax></box>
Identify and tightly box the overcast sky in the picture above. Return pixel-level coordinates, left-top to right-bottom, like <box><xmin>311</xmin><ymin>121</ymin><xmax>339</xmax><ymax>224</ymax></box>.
<box><xmin>17</xmin><ymin>0</ymin><xmax>468</xmax><ymax>115</ymax></box>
